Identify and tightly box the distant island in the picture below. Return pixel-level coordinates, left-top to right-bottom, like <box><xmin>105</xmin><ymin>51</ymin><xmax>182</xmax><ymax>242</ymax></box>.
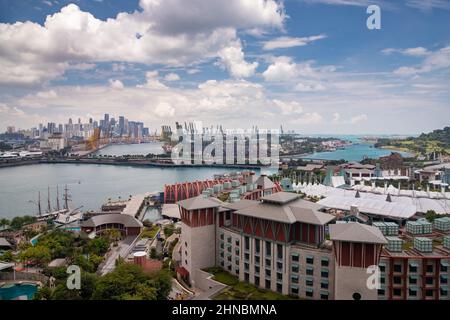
<box><xmin>375</xmin><ymin>127</ymin><xmax>450</xmax><ymax>157</ymax></box>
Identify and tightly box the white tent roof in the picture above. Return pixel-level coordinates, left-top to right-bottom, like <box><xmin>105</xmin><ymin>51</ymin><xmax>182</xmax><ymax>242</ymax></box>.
<box><xmin>297</xmin><ymin>183</ymin><xmax>450</xmax><ymax>214</ymax></box>
<box><xmin>318</xmin><ymin>195</ymin><xmax>416</xmax><ymax>219</ymax></box>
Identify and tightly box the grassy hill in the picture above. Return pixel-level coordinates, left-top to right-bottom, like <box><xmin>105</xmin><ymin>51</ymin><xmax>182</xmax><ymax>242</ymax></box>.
<box><xmin>375</xmin><ymin>127</ymin><xmax>450</xmax><ymax>156</ymax></box>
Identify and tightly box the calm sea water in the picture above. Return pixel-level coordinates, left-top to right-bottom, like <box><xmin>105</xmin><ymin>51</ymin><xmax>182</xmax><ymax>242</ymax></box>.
<box><xmin>0</xmin><ymin>139</ymin><xmax>412</xmax><ymax>218</ymax></box>
<box><xmin>290</xmin><ymin>135</ymin><xmax>412</xmax><ymax>161</ymax></box>
<box><xmin>93</xmin><ymin>141</ymin><xmax>164</xmax><ymax>156</ymax></box>
<box><xmin>0</xmin><ymin>164</ymin><xmax>244</xmax><ymax>218</ymax></box>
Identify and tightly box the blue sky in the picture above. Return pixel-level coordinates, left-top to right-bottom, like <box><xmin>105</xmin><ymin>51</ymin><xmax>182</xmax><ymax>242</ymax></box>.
<box><xmin>0</xmin><ymin>0</ymin><xmax>449</xmax><ymax>134</ymax></box>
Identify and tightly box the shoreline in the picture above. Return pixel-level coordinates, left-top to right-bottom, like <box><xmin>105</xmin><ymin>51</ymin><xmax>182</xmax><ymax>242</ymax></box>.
<box><xmin>0</xmin><ymin>158</ymin><xmax>265</xmax><ymax>170</ymax></box>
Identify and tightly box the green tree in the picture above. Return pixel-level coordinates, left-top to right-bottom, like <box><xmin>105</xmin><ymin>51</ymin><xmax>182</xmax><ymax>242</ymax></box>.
<box><xmin>92</xmin><ymin>264</ymin><xmax>159</xmax><ymax>300</ymax></box>
<box><xmin>1</xmin><ymin>250</ymin><xmax>14</xmax><ymax>262</ymax></box>
<box><xmin>19</xmin><ymin>246</ymin><xmax>51</xmax><ymax>266</ymax></box>
<box><xmin>149</xmin><ymin>270</ymin><xmax>172</xmax><ymax>300</ymax></box>
<box><xmin>86</xmin><ymin>236</ymin><xmax>110</xmax><ymax>255</ymax></box>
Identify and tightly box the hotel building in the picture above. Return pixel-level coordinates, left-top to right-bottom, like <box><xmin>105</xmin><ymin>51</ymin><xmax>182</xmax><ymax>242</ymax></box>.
<box><xmin>177</xmin><ymin>190</ymin><xmax>400</xmax><ymax>300</ymax></box>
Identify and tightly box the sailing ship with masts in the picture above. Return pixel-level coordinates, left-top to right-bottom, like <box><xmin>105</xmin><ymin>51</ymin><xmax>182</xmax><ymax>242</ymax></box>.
<box><xmin>32</xmin><ymin>185</ymin><xmax>83</xmax><ymax>225</ymax></box>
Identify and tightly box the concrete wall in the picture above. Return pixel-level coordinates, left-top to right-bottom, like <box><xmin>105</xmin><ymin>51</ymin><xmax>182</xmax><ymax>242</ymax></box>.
<box><xmin>334</xmin><ymin>266</ymin><xmax>378</xmax><ymax>300</ymax></box>
<box><xmin>181</xmin><ymin>222</ymin><xmax>216</xmax><ymax>287</ymax></box>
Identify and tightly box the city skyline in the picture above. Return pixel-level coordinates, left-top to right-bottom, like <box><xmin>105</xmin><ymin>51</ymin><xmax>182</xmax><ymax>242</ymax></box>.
<box><xmin>0</xmin><ymin>1</ymin><xmax>449</xmax><ymax>134</ymax></box>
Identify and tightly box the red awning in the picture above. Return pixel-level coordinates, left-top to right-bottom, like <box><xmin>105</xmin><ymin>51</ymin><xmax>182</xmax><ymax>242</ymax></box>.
<box><xmin>176</xmin><ymin>266</ymin><xmax>189</xmax><ymax>277</ymax></box>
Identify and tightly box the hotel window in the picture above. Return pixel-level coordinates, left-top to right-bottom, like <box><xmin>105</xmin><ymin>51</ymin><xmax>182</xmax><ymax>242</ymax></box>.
<box><xmin>379</xmin><ymin>263</ymin><xmax>386</xmax><ymax>273</ymax></box>
<box><xmin>235</xmin><ymin>239</ymin><xmax>240</xmax><ymax>246</ymax></box>
<box><xmin>265</xmin><ymin>280</ymin><xmax>271</xmax><ymax>290</ymax></box>
<box><xmin>408</xmin><ymin>288</ymin><xmax>418</xmax><ymax>297</ymax></box>
<box><xmin>244</xmin><ymin>273</ymin><xmax>249</xmax><ymax>282</ymax></box>
<box><xmin>380</xmin><ymin>277</ymin><xmax>385</xmax><ymax>284</ymax></box>
<box><xmin>277</xmin><ymin>261</ymin><xmax>283</xmax><ymax>271</ymax></box>
<box><xmin>306</xmin><ymin>267</ymin><xmax>314</xmax><ymax>276</ymax></box>
<box><xmin>227</xmin><ymin>246</ymin><xmax>231</xmax><ymax>253</ymax></box>
<box><xmin>244</xmin><ymin>263</ymin><xmax>249</xmax><ymax>271</ymax></box>
<box><xmin>409</xmin><ymin>262</ymin><xmax>418</xmax><ymax>273</ymax></box>
<box><xmin>220</xmin><ymin>243</ymin><xmax>224</xmax><ymax>249</ymax></box>
<box><xmin>440</xmin><ymin>288</ymin><xmax>448</xmax><ymax>297</ymax></box>
<box><xmin>320</xmin><ymin>292</ymin><xmax>329</xmax><ymax>300</ymax></box>
<box><xmin>185</xmin><ymin>259</ymin><xmax>188</xmax><ymax>265</ymax></box>
<box><xmin>306</xmin><ymin>288</ymin><xmax>313</xmax><ymax>298</ymax></box>
<box><xmin>235</xmin><ymin>268</ymin><xmax>239</xmax><ymax>274</ymax></box>
<box><xmin>321</xmin><ymin>268</ymin><xmax>329</xmax><ymax>278</ymax></box>
<box><xmin>265</xmin><ymin>259</ymin><xmax>271</xmax><ymax>268</ymax></box>
<box><xmin>220</xmin><ymin>260</ymin><xmax>224</xmax><ymax>267</ymax></box>
<box><xmin>235</xmin><ymin>248</ymin><xmax>239</xmax><ymax>255</ymax></box>
<box><xmin>426</xmin><ymin>264</ymin><xmax>434</xmax><ymax>273</ymax></box>
<box><xmin>290</xmin><ymin>285</ymin><xmax>299</xmax><ymax>295</ymax></box>
<box><xmin>220</xmin><ymin>252</ymin><xmax>224</xmax><ymax>258</ymax></box>
<box><xmin>291</xmin><ymin>275</ymin><xmax>299</xmax><ymax>284</ymax></box>
<box><xmin>227</xmin><ymin>265</ymin><xmax>232</xmax><ymax>271</ymax></box>
<box><xmin>276</xmin><ymin>283</ymin><xmax>282</xmax><ymax>293</ymax></box>
<box><xmin>291</xmin><ymin>264</ymin><xmax>299</xmax><ymax>273</ymax></box>
<box><xmin>255</xmin><ymin>266</ymin><xmax>260</xmax><ymax>275</ymax></box>
<box><xmin>255</xmin><ymin>276</ymin><xmax>260</xmax><ymax>287</ymax></box>
<box><xmin>227</xmin><ymin>236</ymin><xmax>232</xmax><ymax>243</ymax></box>
<box><xmin>306</xmin><ymin>278</ymin><xmax>314</xmax><ymax>287</ymax></box>
<box><xmin>393</xmin><ymin>288</ymin><xmax>402</xmax><ymax>297</ymax></box>
<box><xmin>377</xmin><ymin>288</ymin><xmax>385</xmax><ymax>296</ymax></box>
<box><xmin>409</xmin><ymin>276</ymin><xmax>418</xmax><ymax>285</ymax></box>
<box><xmin>425</xmin><ymin>277</ymin><xmax>434</xmax><ymax>285</ymax></box>
<box><xmin>291</xmin><ymin>252</ymin><xmax>299</xmax><ymax>262</ymax></box>
<box><xmin>235</xmin><ymin>258</ymin><xmax>239</xmax><ymax>265</ymax></box>
<box><xmin>265</xmin><ymin>241</ymin><xmax>271</xmax><ymax>257</ymax></box>
<box><xmin>227</xmin><ymin>255</ymin><xmax>232</xmax><ymax>262</ymax></box>
<box><xmin>425</xmin><ymin>290</ymin><xmax>434</xmax><ymax>298</ymax></box>
<box><xmin>321</xmin><ymin>280</ymin><xmax>329</xmax><ymax>289</ymax></box>
<box><xmin>440</xmin><ymin>275</ymin><xmax>448</xmax><ymax>285</ymax></box>
<box><xmin>393</xmin><ymin>264</ymin><xmax>402</xmax><ymax>273</ymax></box>
<box><xmin>265</xmin><ymin>269</ymin><xmax>271</xmax><ymax>277</ymax></box>
<box><xmin>393</xmin><ymin>276</ymin><xmax>402</xmax><ymax>285</ymax></box>
<box><xmin>255</xmin><ymin>239</ymin><xmax>260</xmax><ymax>254</ymax></box>
<box><xmin>255</xmin><ymin>256</ymin><xmax>260</xmax><ymax>265</ymax></box>
<box><xmin>219</xmin><ymin>234</ymin><xmax>224</xmax><ymax>240</ymax></box>
<box><xmin>440</xmin><ymin>261</ymin><xmax>449</xmax><ymax>272</ymax></box>
<box><xmin>244</xmin><ymin>253</ymin><xmax>249</xmax><ymax>261</ymax></box>
<box><xmin>277</xmin><ymin>272</ymin><xmax>283</xmax><ymax>282</ymax></box>
<box><xmin>244</xmin><ymin>236</ymin><xmax>250</xmax><ymax>251</ymax></box>
<box><xmin>306</xmin><ymin>255</ymin><xmax>314</xmax><ymax>265</ymax></box>
<box><xmin>321</xmin><ymin>257</ymin><xmax>329</xmax><ymax>267</ymax></box>
<box><xmin>277</xmin><ymin>244</ymin><xmax>283</xmax><ymax>260</ymax></box>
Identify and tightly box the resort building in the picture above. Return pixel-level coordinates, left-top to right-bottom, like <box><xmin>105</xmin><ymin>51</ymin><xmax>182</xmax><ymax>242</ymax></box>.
<box><xmin>81</xmin><ymin>213</ymin><xmax>143</xmax><ymax>236</ymax></box>
<box><xmin>174</xmin><ymin>172</ymin><xmax>449</xmax><ymax>300</ymax></box>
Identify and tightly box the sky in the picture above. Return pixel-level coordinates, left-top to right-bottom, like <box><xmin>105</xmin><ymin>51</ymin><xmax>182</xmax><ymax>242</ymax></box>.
<box><xmin>0</xmin><ymin>0</ymin><xmax>449</xmax><ymax>135</ymax></box>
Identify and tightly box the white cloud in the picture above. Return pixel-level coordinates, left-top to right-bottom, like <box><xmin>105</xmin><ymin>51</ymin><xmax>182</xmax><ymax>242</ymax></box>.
<box><xmin>382</xmin><ymin>47</ymin><xmax>430</xmax><ymax>57</ymax></box>
<box><xmin>109</xmin><ymin>79</ymin><xmax>124</xmax><ymax>89</ymax></box>
<box><xmin>272</xmin><ymin>99</ymin><xmax>303</xmax><ymax>115</ymax></box>
<box><xmin>350</xmin><ymin>114</ymin><xmax>368</xmax><ymax>124</ymax></box>
<box><xmin>392</xmin><ymin>46</ymin><xmax>450</xmax><ymax>75</ymax></box>
<box><xmin>186</xmin><ymin>68</ymin><xmax>200</xmax><ymax>74</ymax></box>
<box><xmin>295</xmin><ymin>82</ymin><xmax>325</xmax><ymax>92</ymax></box>
<box><xmin>406</xmin><ymin>0</ymin><xmax>450</xmax><ymax>11</ymax></box>
<box><xmin>36</xmin><ymin>90</ymin><xmax>58</xmax><ymax>99</ymax></box>
<box><xmin>217</xmin><ymin>42</ymin><xmax>258</xmax><ymax>78</ymax></box>
<box><xmin>164</xmin><ymin>73</ymin><xmax>180</xmax><ymax>81</ymax></box>
<box><xmin>0</xmin><ymin>1</ymin><xmax>285</xmax><ymax>84</ymax></box>
<box><xmin>262</xmin><ymin>34</ymin><xmax>327</xmax><ymax>50</ymax></box>
<box><xmin>291</xmin><ymin>112</ymin><xmax>323</xmax><ymax>125</ymax></box>
<box><xmin>262</xmin><ymin>56</ymin><xmax>298</xmax><ymax>81</ymax></box>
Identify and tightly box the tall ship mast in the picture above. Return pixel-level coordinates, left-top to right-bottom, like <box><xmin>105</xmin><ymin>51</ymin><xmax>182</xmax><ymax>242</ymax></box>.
<box><xmin>47</xmin><ymin>186</ymin><xmax>51</xmax><ymax>213</ymax></box>
<box><xmin>56</xmin><ymin>185</ymin><xmax>61</xmax><ymax>211</ymax></box>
